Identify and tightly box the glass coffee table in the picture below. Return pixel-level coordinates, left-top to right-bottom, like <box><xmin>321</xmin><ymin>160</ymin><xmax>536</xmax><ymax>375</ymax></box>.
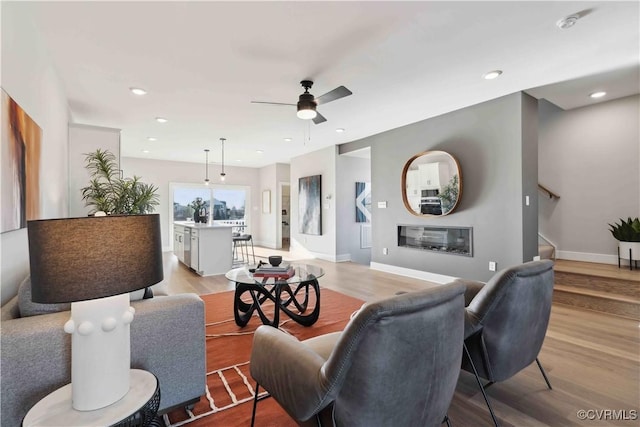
<box><xmin>225</xmin><ymin>264</ymin><xmax>323</xmax><ymax>327</ymax></box>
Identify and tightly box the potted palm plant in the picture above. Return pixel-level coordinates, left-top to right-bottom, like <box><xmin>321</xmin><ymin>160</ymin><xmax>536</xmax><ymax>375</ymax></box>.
<box><xmin>81</xmin><ymin>149</ymin><xmax>159</xmax><ymax>215</ymax></box>
<box><xmin>609</xmin><ymin>217</ymin><xmax>640</xmax><ymax>267</ymax></box>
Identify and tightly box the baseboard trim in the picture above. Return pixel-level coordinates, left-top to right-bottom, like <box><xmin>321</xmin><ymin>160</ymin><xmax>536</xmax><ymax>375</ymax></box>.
<box><xmin>556</xmin><ymin>251</ymin><xmax>618</xmax><ymax>265</ymax></box>
<box><xmin>370</xmin><ymin>262</ymin><xmax>457</xmax><ymax>285</ymax></box>
<box><xmin>335</xmin><ymin>254</ymin><xmax>351</xmax><ymax>263</ymax></box>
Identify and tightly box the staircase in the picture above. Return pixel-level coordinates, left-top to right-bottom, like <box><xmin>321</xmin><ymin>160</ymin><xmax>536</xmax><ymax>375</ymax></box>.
<box><xmin>552</xmin><ymin>260</ymin><xmax>640</xmax><ymax>320</ymax></box>
<box><xmin>539</xmin><ymin>244</ymin><xmax>555</xmax><ymax>260</ymax></box>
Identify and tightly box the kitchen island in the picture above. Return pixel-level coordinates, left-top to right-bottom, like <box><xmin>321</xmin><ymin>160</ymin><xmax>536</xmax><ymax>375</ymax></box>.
<box><xmin>173</xmin><ymin>222</ymin><xmax>233</xmax><ymax>276</ymax></box>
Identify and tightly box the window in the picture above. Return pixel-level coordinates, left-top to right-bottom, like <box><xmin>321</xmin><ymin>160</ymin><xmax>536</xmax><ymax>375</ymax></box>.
<box><xmin>171</xmin><ymin>183</ymin><xmax>250</xmax><ymax>229</ymax></box>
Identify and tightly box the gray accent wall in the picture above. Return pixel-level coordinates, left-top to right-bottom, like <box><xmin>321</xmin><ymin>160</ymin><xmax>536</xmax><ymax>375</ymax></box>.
<box><xmin>336</xmin><ymin>155</ymin><xmax>372</xmax><ymax>264</ymax></box>
<box><xmin>521</xmin><ymin>94</ymin><xmax>539</xmax><ymax>263</ymax></box>
<box><xmin>538</xmin><ymin>95</ymin><xmax>640</xmax><ymax>263</ymax></box>
<box><xmin>341</xmin><ymin>92</ymin><xmax>538</xmax><ymax>282</ymax></box>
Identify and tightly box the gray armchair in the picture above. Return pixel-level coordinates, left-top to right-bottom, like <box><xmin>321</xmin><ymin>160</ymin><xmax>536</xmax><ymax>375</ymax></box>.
<box><xmin>455</xmin><ymin>260</ymin><xmax>554</xmax><ymax>426</ymax></box>
<box><xmin>249</xmin><ymin>283</ymin><xmax>466</xmax><ymax>427</ymax></box>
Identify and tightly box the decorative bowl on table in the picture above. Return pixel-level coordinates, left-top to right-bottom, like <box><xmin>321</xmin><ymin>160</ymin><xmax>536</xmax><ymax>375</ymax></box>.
<box><xmin>268</xmin><ymin>255</ymin><xmax>282</xmax><ymax>267</ymax></box>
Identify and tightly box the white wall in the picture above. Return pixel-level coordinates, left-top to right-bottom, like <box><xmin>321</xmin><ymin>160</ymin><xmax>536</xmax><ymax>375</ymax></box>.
<box><xmin>255</xmin><ymin>163</ymin><xmax>290</xmax><ymax>249</ymax></box>
<box><xmin>257</xmin><ymin>164</ymin><xmax>277</xmax><ymax>248</ymax></box>
<box><xmin>121</xmin><ymin>157</ymin><xmax>260</xmax><ymax>251</ymax></box>
<box><xmin>1</xmin><ymin>4</ymin><xmax>70</xmax><ymax>304</ymax></box>
<box><xmin>275</xmin><ymin>163</ymin><xmax>290</xmax><ymax>249</ymax></box>
<box><xmin>336</xmin><ymin>155</ymin><xmax>371</xmax><ymax>264</ymax></box>
<box><xmin>539</xmin><ymin>95</ymin><xmax>640</xmax><ymax>264</ymax></box>
<box><xmin>290</xmin><ymin>145</ymin><xmax>337</xmax><ymax>261</ymax></box>
<box><xmin>68</xmin><ymin>123</ymin><xmax>120</xmax><ymax>217</ymax></box>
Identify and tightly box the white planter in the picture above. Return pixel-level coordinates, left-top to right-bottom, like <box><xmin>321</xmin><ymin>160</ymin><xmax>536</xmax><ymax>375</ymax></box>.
<box><xmin>619</xmin><ymin>241</ymin><xmax>640</xmax><ymax>261</ymax></box>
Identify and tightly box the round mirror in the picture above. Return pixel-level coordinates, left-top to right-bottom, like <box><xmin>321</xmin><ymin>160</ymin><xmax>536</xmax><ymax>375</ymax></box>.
<box><xmin>402</xmin><ymin>150</ymin><xmax>462</xmax><ymax>216</ymax></box>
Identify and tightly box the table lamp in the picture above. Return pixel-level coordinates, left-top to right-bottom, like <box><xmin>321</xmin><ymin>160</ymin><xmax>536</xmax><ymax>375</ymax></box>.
<box><xmin>27</xmin><ymin>214</ymin><xmax>163</xmax><ymax>411</ymax></box>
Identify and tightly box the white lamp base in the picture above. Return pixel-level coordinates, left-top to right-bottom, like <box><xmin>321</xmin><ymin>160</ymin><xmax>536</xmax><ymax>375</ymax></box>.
<box><xmin>64</xmin><ymin>293</ymin><xmax>135</xmax><ymax>411</ymax></box>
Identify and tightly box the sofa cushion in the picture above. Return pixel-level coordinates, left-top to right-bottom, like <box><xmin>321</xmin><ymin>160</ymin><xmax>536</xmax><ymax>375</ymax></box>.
<box><xmin>18</xmin><ymin>276</ymin><xmax>70</xmax><ymax>317</ymax></box>
<box><xmin>17</xmin><ymin>276</ymin><xmax>155</xmax><ymax>318</ymax></box>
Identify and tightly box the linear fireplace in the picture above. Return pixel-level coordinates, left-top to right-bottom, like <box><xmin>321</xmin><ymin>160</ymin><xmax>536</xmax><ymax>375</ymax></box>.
<box><xmin>397</xmin><ymin>225</ymin><xmax>473</xmax><ymax>257</ymax></box>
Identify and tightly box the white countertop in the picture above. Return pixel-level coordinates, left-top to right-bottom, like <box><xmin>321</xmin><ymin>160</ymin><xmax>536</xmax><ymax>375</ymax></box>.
<box><xmin>174</xmin><ymin>221</ymin><xmax>234</xmax><ymax>229</ymax></box>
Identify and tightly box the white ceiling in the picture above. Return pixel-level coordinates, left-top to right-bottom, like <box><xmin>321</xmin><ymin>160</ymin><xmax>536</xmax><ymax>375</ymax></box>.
<box><xmin>15</xmin><ymin>1</ymin><xmax>640</xmax><ymax>168</ymax></box>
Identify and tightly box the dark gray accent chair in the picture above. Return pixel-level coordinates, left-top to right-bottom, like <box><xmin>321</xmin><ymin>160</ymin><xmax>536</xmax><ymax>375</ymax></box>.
<box><xmin>249</xmin><ymin>283</ymin><xmax>466</xmax><ymax>427</ymax></box>
<box><xmin>455</xmin><ymin>260</ymin><xmax>555</xmax><ymax>426</ymax></box>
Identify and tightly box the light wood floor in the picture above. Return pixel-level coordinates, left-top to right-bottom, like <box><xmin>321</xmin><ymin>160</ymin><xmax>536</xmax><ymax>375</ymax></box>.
<box><xmin>161</xmin><ymin>251</ymin><xmax>640</xmax><ymax>426</ymax></box>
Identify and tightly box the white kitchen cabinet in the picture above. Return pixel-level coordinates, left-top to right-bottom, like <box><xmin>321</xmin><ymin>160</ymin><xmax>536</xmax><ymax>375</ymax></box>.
<box><xmin>174</xmin><ymin>225</ymin><xmax>185</xmax><ymax>262</ymax></box>
<box><xmin>174</xmin><ymin>223</ymin><xmax>232</xmax><ymax>276</ymax></box>
<box><xmin>190</xmin><ymin>230</ymin><xmax>199</xmax><ymax>271</ymax></box>
<box><xmin>405</xmin><ymin>170</ymin><xmax>420</xmax><ymax>196</ymax></box>
<box><xmin>419</xmin><ymin>162</ymin><xmax>450</xmax><ymax>190</ymax></box>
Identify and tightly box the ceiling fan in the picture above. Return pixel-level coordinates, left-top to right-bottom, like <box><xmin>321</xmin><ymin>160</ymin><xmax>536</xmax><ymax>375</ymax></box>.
<box><xmin>251</xmin><ymin>80</ymin><xmax>352</xmax><ymax>124</ymax></box>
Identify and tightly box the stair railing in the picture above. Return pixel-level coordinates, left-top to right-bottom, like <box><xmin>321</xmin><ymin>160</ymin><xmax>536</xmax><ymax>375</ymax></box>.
<box><xmin>538</xmin><ymin>183</ymin><xmax>560</xmax><ymax>200</ymax></box>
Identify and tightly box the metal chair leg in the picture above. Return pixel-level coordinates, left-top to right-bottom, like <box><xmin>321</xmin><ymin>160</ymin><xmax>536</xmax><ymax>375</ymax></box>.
<box><xmin>535</xmin><ymin>358</ymin><xmax>553</xmax><ymax>390</ymax></box>
<box><xmin>463</xmin><ymin>343</ymin><xmax>499</xmax><ymax>427</ymax></box>
<box><xmin>251</xmin><ymin>382</ymin><xmax>260</xmax><ymax>427</ymax></box>
<box><xmin>443</xmin><ymin>414</ymin><xmax>452</xmax><ymax>426</ymax></box>
<box><xmin>249</xmin><ymin>236</ymin><xmax>255</xmax><ymax>264</ymax></box>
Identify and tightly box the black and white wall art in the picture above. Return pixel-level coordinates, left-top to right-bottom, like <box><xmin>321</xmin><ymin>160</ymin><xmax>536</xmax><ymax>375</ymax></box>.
<box><xmin>298</xmin><ymin>175</ymin><xmax>322</xmax><ymax>235</ymax></box>
<box><xmin>355</xmin><ymin>181</ymin><xmax>371</xmax><ymax>223</ymax></box>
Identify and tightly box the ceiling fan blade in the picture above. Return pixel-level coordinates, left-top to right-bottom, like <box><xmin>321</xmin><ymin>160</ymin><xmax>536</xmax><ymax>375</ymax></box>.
<box><xmin>251</xmin><ymin>101</ymin><xmax>296</xmax><ymax>106</ymax></box>
<box><xmin>313</xmin><ymin>111</ymin><xmax>327</xmax><ymax>125</ymax></box>
<box><xmin>315</xmin><ymin>86</ymin><xmax>352</xmax><ymax>105</ymax></box>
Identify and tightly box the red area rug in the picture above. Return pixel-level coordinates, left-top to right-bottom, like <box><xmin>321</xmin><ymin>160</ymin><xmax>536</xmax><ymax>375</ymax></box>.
<box><xmin>164</xmin><ymin>288</ymin><xmax>364</xmax><ymax>426</ymax></box>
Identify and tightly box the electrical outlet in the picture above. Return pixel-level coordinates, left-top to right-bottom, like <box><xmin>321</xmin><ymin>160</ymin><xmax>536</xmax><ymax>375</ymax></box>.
<box><xmin>489</xmin><ymin>261</ymin><xmax>497</xmax><ymax>272</ymax></box>
<box><xmin>383</xmin><ymin>248</ymin><xmax>388</xmax><ymax>255</ymax></box>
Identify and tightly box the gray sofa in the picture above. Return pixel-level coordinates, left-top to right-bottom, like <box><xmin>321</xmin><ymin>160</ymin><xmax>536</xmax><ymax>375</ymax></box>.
<box><xmin>1</xmin><ymin>284</ymin><xmax>206</xmax><ymax>426</ymax></box>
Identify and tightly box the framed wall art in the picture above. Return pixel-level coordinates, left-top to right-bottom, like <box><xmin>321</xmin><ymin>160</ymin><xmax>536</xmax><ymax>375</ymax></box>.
<box><xmin>355</xmin><ymin>181</ymin><xmax>371</xmax><ymax>223</ymax></box>
<box><xmin>298</xmin><ymin>175</ymin><xmax>322</xmax><ymax>235</ymax></box>
<box><xmin>1</xmin><ymin>89</ymin><xmax>42</xmax><ymax>233</ymax></box>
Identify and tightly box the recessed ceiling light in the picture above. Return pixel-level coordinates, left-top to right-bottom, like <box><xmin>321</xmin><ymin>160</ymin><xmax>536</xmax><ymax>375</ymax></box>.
<box><xmin>336</xmin><ymin>128</ymin><xmax>345</xmax><ymax>133</ymax></box>
<box><xmin>556</xmin><ymin>14</ymin><xmax>580</xmax><ymax>30</ymax></box>
<box><xmin>284</xmin><ymin>138</ymin><xmax>292</xmax><ymax>142</ymax></box>
<box><xmin>236</xmin><ymin>159</ymin><xmax>242</xmax><ymax>162</ymax></box>
<box><xmin>155</xmin><ymin>117</ymin><xmax>168</xmax><ymax>123</ymax></box>
<box><xmin>147</xmin><ymin>137</ymin><xmax>157</xmax><ymax>141</ymax></box>
<box><xmin>589</xmin><ymin>91</ymin><xmax>607</xmax><ymax>99</ymax></box>
<box><xmin>130</xmin><ymin>87</ymin><xmax>147</xmax><ymax>95</ymax></box>
<box><xmin>142</xmin><ymin>150</ymin><xmax>150</xmax><ymax>153</ymax></box>
<box><xmin>256</xmin><ymin>150</ymin><xmax>264</xmax><ymax>154</ymax></box>
<box><xmin>483</xmin><ymin>70</ymin><xmax>503</xmax><ymax>80</ymax></box>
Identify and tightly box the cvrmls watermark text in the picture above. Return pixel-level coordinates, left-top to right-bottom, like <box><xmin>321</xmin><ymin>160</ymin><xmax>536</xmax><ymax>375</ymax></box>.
<box><xmin>576</xmin><ymin>409</ymin><xmax>638</xmax><ymax>421</ymax></box>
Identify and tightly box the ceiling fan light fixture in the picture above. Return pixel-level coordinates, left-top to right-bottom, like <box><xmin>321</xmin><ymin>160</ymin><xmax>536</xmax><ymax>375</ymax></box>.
<box><xmin>297</xmin><ymin>95</ymin><xmax>317</xmax><ymax>120</ymax></box>
<box><xmin>297</xmin><ymin>108</ymin><xmax>317</xmax><ymax>120</ymax></box>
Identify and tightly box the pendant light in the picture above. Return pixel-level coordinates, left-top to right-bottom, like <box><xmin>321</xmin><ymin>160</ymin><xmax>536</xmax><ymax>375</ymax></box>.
<box><xmin>220</xmin><ymin>138</ymin><xmax>226</xmax><ymax>182</ymax></box>
<box><xmin>204</xmin><ymin>149</ymin><xmax>210</xmax><ymax>185</ymax></box>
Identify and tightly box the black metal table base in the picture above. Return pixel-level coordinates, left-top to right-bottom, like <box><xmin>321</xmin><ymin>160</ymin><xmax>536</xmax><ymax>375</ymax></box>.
<box><xmin>234</xmin><ymin>278</ymin><xmax>320</xmax><ymax>327</ymax></box>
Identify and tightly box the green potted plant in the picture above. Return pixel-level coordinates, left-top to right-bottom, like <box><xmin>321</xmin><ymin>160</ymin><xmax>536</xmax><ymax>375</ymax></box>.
<box><xmin>81</xmin><ymin>149</ymin><xmax>159</xmax><ymax>215</ymax></box>
<box><xmin>189</xmin><ymin>197</ymin><xmax>209</xmax><ymax>223</ymax></box>
<box><xmin>438</xmin><ymin>174</ymin><xmax>459</xmax><ymax>215</ymax></box>
<box><xmin>609</xmin><ymin>217</ymin><xmax>640</xmax><ymax>264</ymax></box>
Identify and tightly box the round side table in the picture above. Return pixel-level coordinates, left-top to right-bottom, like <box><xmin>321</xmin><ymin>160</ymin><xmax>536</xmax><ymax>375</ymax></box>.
<box><xmin>23</xmin><ymin>369</ymin><xmax>160</xmax><ymax>427</ymax></box>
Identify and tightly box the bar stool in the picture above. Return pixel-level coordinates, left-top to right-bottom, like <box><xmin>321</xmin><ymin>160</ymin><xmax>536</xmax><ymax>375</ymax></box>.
<box><xmin>233</xmin><ymin>234</ymin><xmax>255</xmax><ymax>265</ymax></box>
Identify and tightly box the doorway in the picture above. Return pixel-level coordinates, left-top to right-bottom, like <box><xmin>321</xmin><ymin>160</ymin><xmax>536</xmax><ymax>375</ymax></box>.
<box><xmin>280</xmin><ymin>183</ymin><xmax>290</xmax><ymax>250</ymax></box>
